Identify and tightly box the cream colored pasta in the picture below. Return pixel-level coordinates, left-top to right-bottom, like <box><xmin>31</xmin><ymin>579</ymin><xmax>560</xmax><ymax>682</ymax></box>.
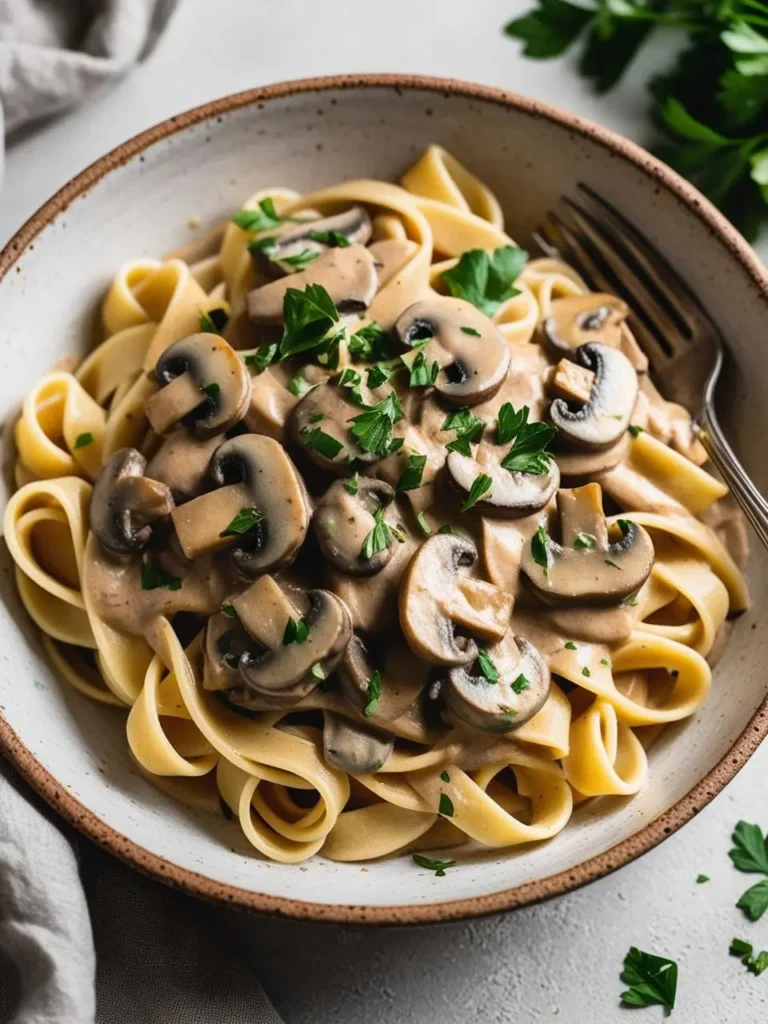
<box><xmin>3</xmin><ymin>145</ymin><xmax>748</xmax><ymax>867</ymax></box>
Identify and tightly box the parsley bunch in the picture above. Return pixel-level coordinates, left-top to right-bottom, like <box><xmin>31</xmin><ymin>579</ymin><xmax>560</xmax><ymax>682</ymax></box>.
<box><xmin>505</xmin><ymin>0</ymin><xmax>768</xmax><ymax>239</ymax></box>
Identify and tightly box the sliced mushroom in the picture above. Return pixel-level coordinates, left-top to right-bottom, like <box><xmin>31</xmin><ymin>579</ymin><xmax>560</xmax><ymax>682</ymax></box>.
<box><xmin>520</xmin><ymin>482</ymin><xmax>655</xmax><ymax>605</ymax></box>
<box><xmin>202</xmin><ymin>610</ymin><xmax>251</xmax><ymax>692</ymax></box>
<box><xmin>339</xmin><ymin>634</ymin><xmax>430</xmax><ymax>721</ymax></box>
<box><xmin>170</xmin><ymin>434</ymin><xmax>310</xmax><ymax>574</ymax></box>
<box><xmin>447</xmin><ymin>442</ymin><xmax>559</xmax><ymax>518</ymax></box>
<box><xmin>145</xmin><ymin>334</ymin><xmax>251</xmax><ymax>438</ymax></box>
<box><xmin>314</xmin><ymin>477</ymin><xmax>397</xmax><ymax>575</ymax></box>
<box><xmin>322</xmin><ymin>710</ymin><xmax>394</xmax><ymax>773</ymax></box>
<box><xmin>233</xmin><ymin>574</ymin><xmax>352</xmax><ymax>692</ymax></box>
<box><xmin>542</xmin><ymin>293</ymin><xmax>647</xmax><ymax>372</ymax></box>
<box><xmin>555</xmin><ymin>433</ymin><xmax>631</xmax><ymax>486</ymax></box>
<box><xmin>253</xmin><ymin>206</ymin><xmax>372</xmax><ymax>277</ymax></box>
<box><xmin>549</xmin><ymin>343</ymin><xmax>638</xmax><ymax>451</ymax></box>
<box><xmin>146</xmin><ymin>428</ymin><xmax>223</xmax><ymax>503</ymax></box>
<box><xmin>399</xmin><ymin>533</ymin><xmax>513</xmax><ymax>666</ymax></box>
<box><xmin>247</xmin><ymin>244</ymin><xmax>378</xmax><ymax>323</ymax></box>
<box><xmin>395</xmin><ymin>297</ymin><xmax>510</xmax><ymax>407</ymax></box>
<box><xmin>445</xmin><ymin>634</ymin><xmax>550</xmax><ymax>732</ymax></box>
<box><xmin>90</xmin><ymin>448</ymin><xmax>174</xmax><ymax>559</ymax></box>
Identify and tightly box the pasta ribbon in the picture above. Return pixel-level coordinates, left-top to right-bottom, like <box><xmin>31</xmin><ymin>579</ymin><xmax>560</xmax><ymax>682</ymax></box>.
<box><xmin>563</xmin><ymin>699</ymin><xmax>648</xmax><ymax>796</ymax></box>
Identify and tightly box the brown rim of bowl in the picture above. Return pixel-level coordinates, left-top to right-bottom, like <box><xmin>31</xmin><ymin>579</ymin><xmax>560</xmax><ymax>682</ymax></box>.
<box><xmin>1</xmin><ymin>73</ymin><xmax>767</xmax><ymax>926</ymax></box>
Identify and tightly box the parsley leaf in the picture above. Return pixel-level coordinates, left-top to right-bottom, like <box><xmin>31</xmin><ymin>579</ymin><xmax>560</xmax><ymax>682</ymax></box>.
<box><xmin>505</xmin><ymin>0</ymin><xmax>592</xmax><ymax>60</ymax></box>
<box><xmin>461</xmin><ymin>326</ymin><xmax>481</xmax><ymax>336</ymax></box>
<box><xmin>396</xmin><ymin>453</ymin><xmax>427</xmax><ymax>493</ymax></box>
<box><xmin>286</xmin><ymin>369</ymin><xmax>316</xmax><ymax>397</ymax></box>
<box><xmin>348</xmin><ymin>391</ymin><xmax>404</xmax><ymax>456</ymax></box>
<box><xmin>461</xmin><ymin>473</ymin><xmax>492</xmax><ymax>512</ymax></box>
<box><xmin>74</xmin><ymin>432</ymin><xmax>93</xmax><ymax>449</ymax></box>
<box><xmin>628</xmin><ymin>424</ymin><xmax>644</xmax><ymax>438</ymax></box>
<box><xmin>531</xmin><ymin>526</ymin><xmax>550</xmax><ymax>572</ymax></box>
<box><xmin>343</xmin><ymin>472</ymin><xmax>359</xmax><ymax>495</ymax></box>
<box><xmin>511</xmin><ymin>673</ymin><xmax>530</xmax><ymax>694</ymax></box>
<box><xmin>730</xmin><ymin>821</ymin><xmax>768</xmax><ymax>874</ymax></box>
<box><xmin>573</xmin><ymin>532</ymin><xmax>596</xmax><ymax>549</ymax></box>
<box><xmin>244</xmin><ymin>343</ymin><xmax>278</xmax><ymax>373</ymax></box>
<box><xmin>564</xmin><ymin>641</ymin><xmax>577</xmax><ymax>651</ymax></box>
<box><xmin>301</xmin><ymin>426</ymin><xmax>344</xmax><ymax>460</ymax></box>
<box><xmin>412</xmin><ymin>854</ymin><xmax>456</xmax><ymax>877</ymax></box>
<box><xmin>620</xmin><ymin>947</ymin><xmax>678</xmax><ymax>1011</ymax></box>
<box><xmin>438</xmin><ymin>793</ymin><xmax>454</xmax><ymax>817</ymax></box>
<box><xmin>278</xmin><ymin>283</ymin><xmax>339</xmax><ymax>361</ymax></box>
<box><xmin>221</xmin><ymin>602</ymin><xmax>236</xmax><ymax>619</ymax></box>
<box><xmin>140</xmin><ymin>563</ymin><xmax>182</xmax><ymax>592</ymax></box>
<box><xmin>731</xmin><ymin>937</ymin><xmax>768</xmax><ymax>976</ymax></box>
<box><xmin>737</xmin><ymin>879</ymin><xmax>768</xmax><ymax>922</ymax></box>
<box><xmin>280</xmin><ymin>249</ymin><xmax>320</xmax><ymax>270</ymax></box>
<box><xmin>233</xmin><ymin>197</ymin><xmax>297</xmax><ymax>233</ymax></box>
<box><xmin>441</xmin><ymin>246</ymin><xmax>528</xmax><ymax>317</ymax></box>
<box><xmin>199</xmin><ymin>307</ymin><xmax>228</xmax><ymax>335</ymax></box>
<box><xmin>364</xmin><ymin>671</ymin><xmax>381</xmax><ymax>716</ymax></box>
<box><xmin>696</xmin><ymin>874</ymin><xmax>709</xmax><ymax>884</ymax></box>
<box><xmin>496</xmin><ymin>402</ymin><xmax>529</xmax><ymax>445</ymax></box>
<box><xmin>500</xmin><ymin>420</ymin><xmax>556</xmax><ymax>475</ymax></box>
<box><xmin>415</xmin><ymin>511</ymin><xmax>432</xmax><ymax>536</ymax></box>
<box><xmin>307</xmin><ymin>228</ymin><xmax>351</xmax><ymax>248</ymax></box>
<box><xmin>477</xmin><ymin>648</ymin><xmax>499</xmax><ymax>683</ymax></box>
<box><xmin>220</xmin><ymin>507</ymin><xmax>264</xmax><ymax>537</ymax></box>
<box><xmin>361</xmin><ymin>506</ymin><xmax>392</xmax><ymax>561</ymax></box>
<box><xmin>366</xmin><ymin>364</ymin><xmax>392</xmax><ymax>389</ymax></box>
<box><xmin>443</xmin><ymin>409</ymin><xmax>485</xmax><ymax>456</ymax></box>
<box><xmin>283</xmin><ymin>617</ymin><xmax>309</xmax><ymax>645</ymax></box>
<box><xmin>348</xmin><ymin>322</ymin><xmax>392</xmax><ymax>362</ymax></box>
<box><xmin>440</xmin><ymin>770</ymin><xmax>450</xmax><ymax>783</ymax></box>
<box><xmin>201</xmin><ymin>382</ymin><xmax>220</xmax><ymax>400</ymax></box>
<box><xmin>310</xmin><ymin>662</ymin><xmax>326</xmax><ymax>681</ymax></box>
<box><xmin>408</xmin><ymin>350</ymin><xmax>440</xmax><ymax>388</ymax></box>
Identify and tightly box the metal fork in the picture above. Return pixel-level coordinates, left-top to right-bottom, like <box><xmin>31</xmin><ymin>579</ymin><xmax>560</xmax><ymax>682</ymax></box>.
<box><xmin>534</xmin><ymin>184</ymin><xmax>768</xmax><ymax>550</ymax></box>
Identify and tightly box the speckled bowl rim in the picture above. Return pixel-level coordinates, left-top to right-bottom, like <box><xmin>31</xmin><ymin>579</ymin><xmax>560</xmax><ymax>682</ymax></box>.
<box><xmin>1</xmin><ymin>73</ymin><xmax>766</xmax><ymax>926</ymax></box>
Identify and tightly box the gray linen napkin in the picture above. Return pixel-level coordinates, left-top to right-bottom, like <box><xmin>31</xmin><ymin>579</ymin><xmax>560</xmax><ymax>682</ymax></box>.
<box><xmin>0</xmin><ymin>4</ymin><xmax>284</xmax><ymax>1022</ymax></box>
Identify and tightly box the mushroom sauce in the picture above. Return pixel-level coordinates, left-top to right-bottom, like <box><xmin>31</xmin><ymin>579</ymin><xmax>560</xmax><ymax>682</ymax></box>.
<box><xmin>5</xmin><ymin>146</ymin><xmax>748</xmax><ymax>865</ymax></box>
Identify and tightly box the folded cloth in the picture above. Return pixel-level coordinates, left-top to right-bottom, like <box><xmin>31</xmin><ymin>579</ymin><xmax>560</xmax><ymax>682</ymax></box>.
<box><xmin>0</xmin><ymin>4</ymin><xmax>284</xmax><ymax>1022</ymax></box>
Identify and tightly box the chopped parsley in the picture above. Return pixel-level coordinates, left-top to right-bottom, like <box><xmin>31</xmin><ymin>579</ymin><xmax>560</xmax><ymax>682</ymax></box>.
<box><xmin>620</xmin><ymin>947</ymin><xmax>678</xmax><ymax>1011</ymax></box>
<box><xmin>140</xmin><ymin>563</ymin><xmax>182</xmax><ymax>592</ymax></box>
<box><xmin>338</xmin><ymin>367</ymin><xmax>361</xmax><ymax>389</ymax></box>
<box><xmin>440</xmin><ymin>770</ymin><xmax>450</xmax><ymax>783</ymax></box>
<box><xmin>366</xmin><ymin>364</ymin><xmax>392</xmax><ymax>389</ymax></box>
<box><xmin>286</xmin><ymin>369</ymin><xmax>316</xmax><ymax>397</ymax></box>
<box><xmin>364</xmin><ymin>671</ymin><xmax>381</xmax><ymax>716</ymax></box>
<box><xmin>199</xmin><ymin>307</ymin><xmax>228</xmax><ymax>334</ymax></box>
<box><xmin>461</xmin><ymin>473</ymin><xmax>492</xmax><ymax>512</ymax></box>
<box><xmin>437</xmin><ymin>524</ymin><xmax>454</xmax><ymax>535</ymax></box>
<box><xmin>343</xmin><ymin>472</ymin><xmax>359</xmax><ymax>495</ymax></box>
<box><xmin>220</xmin><ymin>507</ymin><xmax>264</xmax><ymax>537</ymax></box>
<box><xmin>283</xmin><ymin>617</ymin><xmax>309</xmax><ymax>645</ymax></box>
<box><xmin>348</xmin><ymin>322</ymin><xmax>391</xmax><ymax>362</ymax></box>
<box><xmin>301</xmin><ymin>426</ymin><xmax>344</xmax><ymax>460</ymax></box>
<box><xmin>396</xmin><ymin>453</ymin><xmax>427</xmax><ymax>493</ymax></box>
<box><xmin>445</xmin><ymin>421</ymin><xmax>485</xmax><ymax>456</ymax></box>
<box><xmin>244</xmin><ymin>343</ymin><xmax>278</xmax><ymax>373</ymax></box>
<box><xmin>441</xmin><ymin>245</ymin><xmax>528</xmax><ymax>317</ymax></box>
<box><xmin>309</xmin><ymin>412</ymin><xmax>324</xmax><ymax>423</ymax></box>
<box><xmin>730</xmin><ymin>938</ymin><xmax>768</xmax><ymax>976</ymax></box>
<box><xmin>499</xmin><ymin>405</ymin><xmax>556</xmax><ymax>475</ymax></box>
<box><xmin>477</xmin><ymin>648</ymin><xmax>499</xmax><ymax>683</ymax></box>
<box><xmin>232</xmin><ymin>197</ymin><xmax>297</xmax><ymax>233</ymax></box>
<box><xmin>74</xmin><ymin>432</ymin><xmax>93</xmax><ymax>449</ymax></box>
<box><xmin>496</xmin><ymin>402</ymin><xmax>530</xmax><ymax>446</ymax></box>
<box><xmin>361</xmin><ymin>506</ymin><xmax>392</xmax><ymax>561</ymax></box>
<box><xmin>201</xmin><ymin>382</ymin><xmax>220</xmax><ymax>400</ymax></box>
<box><xmin>605</xmin><ymin>559</ymin><xmax>623</xmax><ymax>570</ymax></box>
<box><xmin>221</xmin><ymin>602</ymin><xmax>236</xmax><ymax>619</ymax></box>
<box><xmin>442</xmin><ymin>407</ymin><xmax>480</xmax><ymax>433</ymax></box>
<box><xmin>310</xmin><ymin>662</ymin><xmax>326</xmax><ymax>681</ymax></box>
<box><xmin>415</xmin><ymin>511</ymin><xmax>432</xmax><ymax>536</ymax></box>
<box><xmin>730</xmin><ymin>817</ymin><xmax>768</xmax><ymax>874</ymax></box>
<box><xmin>531</xmin><ymin>526</ymin><xmax>550</xmax><ymax>573</ymax></box>
<box><xmin>738</xmin><ymin>880</ymin><xmax>768</xmax><ymax>922</ymax></box>
<box><xmin>348</xmin><ymin>391</ymin><xmax>404</xmax><ymax>457</ymax></box>
<box><xmin>438</xmin><ymin>793</ymin><xmax>455</xmax><ymax>818</ymax></box>
<box><xmin>307</xmin><ymin>228</ymin><xmax>351</xmax><ymax>248</ymax></box>
<box><xmin>696</xmin><ymin>874</ymin><xmax>710</xmax><ymax>884</ymax></box>
<box><xmin>280</xmin><ymin>249</ymin><xmax>321</xmax><ymax>270</ymax></box>
<box><xmin>460</xmin><ymin>326</ymin><xmax>481</xmax><ymax>337</ymax></box>
<box><xmin>511</xmin><ymin>673</ymin><xmax>530</xmax><ymax>694</ymax></box>
<box><xmin>278</xmin><ymin>283</ymin><xmax>339</xmax><ymax>361</ymax></box>
<box><xmin>600</xmin><ymin>658</ymin><xmax>609</xmax><ymax>666</ymax></box>
<box><xmin>573</xmin><ymin>532</ymin><xmax>597</xmax><ymax>550</ymax></box>
<box><xmin>628</xmin><ymin>424</ymin><xmax>644</xmax><ymax>438</ymax></box>
<box><xmin>412</xmin><ymin>854</ymin><xmax>456</xmax><ymax>877</ymax></box>
<box><xmin>582</xmin><ymin>666</ymin><xmax>591</xmax><ymax>678</ymax></box>
<box><xmin>564</xmin><ymin>641</ymin><xmax>577</xmax><ymax>651</ymax></box>
<box><xmin>408</xmin><ymin>349</ymin><xmax>440</xmax><ymax>388</ymax></box>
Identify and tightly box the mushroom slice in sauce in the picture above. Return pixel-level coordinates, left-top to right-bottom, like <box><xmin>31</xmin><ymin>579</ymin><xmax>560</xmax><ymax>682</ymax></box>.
<box><xmin>445</xmin><ymin>634</ymin><xmax>550</xmax><ymax>733</ymax></box>
<box><xmin>395</xmin><ymin>296</ymin><xmax>510</xmax><ymax>407</ymax></box>
<box><xmin>447</xmin><ymin>443</ymin><xmax>560</xmax><ymax>518</ymax></box>
<box><xmin>171</xmin><ymin>434</ymin><xmax>310</xmax><ymax>574</ymax></box>
<box><xmin>145</xmin><ymin>333</ymin><xmax>252</xmax><ymax>438</ymax></box>
<box><xmin>90</xmin><ymin>448</ymin><xmax>174</xmax><ymax>559</ymax></box>
<box><xmin>520</xmin><ymin>482</ymin><xmax>655</xmax><ymax>605</ymax></box>
<box><xmin>247</xmin><ymin>244</ymin><xmax>378</xmax><ymax>324</ymax></box>
<box><xmin>322</xmin><ymin>710</ymin><xmax>394</xmax><ymax>773</ymax></box>
<box><xmin>146</xmin><ymin>428</ymin><xmax>223</xmax><ymax>504</ymax></box>
<box><xmin>253</xmin><ymin>206</ymin><xmax>372</xmax><ymax>278</ymax></box>
<box><xmin>339</xmin><ymin>634</ymin><xmax>430</xmax><ymax>721</ymax></box>
<box><xmin>555</xmin><ymin>433</ymin><xmax>631</xmax><ymax>486</ymax></box>
<box><xmin>549</xmin><ymin>343</ymin><xmax>639</xmax><ymax>451</ymax></box>
<box><xmin>399</xmin><ymin>533</ymin><xmax>513</xmax><ymax>666</ymax></box>
<box><xmin>233</xmin><ymin>574</ymin><xmax>352</xmax><ymax>693</ymax></box>
<box><xmin>314</xmin><ymin>477</ymin><xmax>397</xmax><ymax>575</ymax></box>
<box><xmin>542</xmin><ymin>292</ymin><xmax>647</xmax><ymax>372</ymax></box>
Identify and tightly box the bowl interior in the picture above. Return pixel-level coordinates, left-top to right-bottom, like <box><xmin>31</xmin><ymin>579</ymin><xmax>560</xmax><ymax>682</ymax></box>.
<box><xmin>1</xmin><ymin>79</ymin><xmax>766</xmax><ymax>919</ymax></box>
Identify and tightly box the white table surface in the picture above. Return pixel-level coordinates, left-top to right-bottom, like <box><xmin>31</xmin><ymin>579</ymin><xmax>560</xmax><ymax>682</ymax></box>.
<box><xmin>3</xmin><ymin>1</ymin><xmax>768</xmax><ymax>1021</ymax></box>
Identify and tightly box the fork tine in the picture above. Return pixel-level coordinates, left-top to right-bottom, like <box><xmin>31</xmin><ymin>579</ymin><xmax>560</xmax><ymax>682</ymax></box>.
<box><xmin>559</xmin><ymin>198</ymin><xmax>689</xmax><ymax>360</ymax></box>
<box><xmin>540</xmin><ymin>210</ymin><xmax>672</xmax><ymax>371</ymax></box>
<box><xmin>575</xmin><ymin>185</ymin><xmax>705</xmax><ymax>335</ymax></box>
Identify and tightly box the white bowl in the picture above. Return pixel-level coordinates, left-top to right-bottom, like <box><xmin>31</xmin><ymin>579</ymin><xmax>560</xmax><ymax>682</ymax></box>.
<box><xmin>1</xmin><ymin>75</ymin><xmax>766</xmax><ymax>924</ymax></box>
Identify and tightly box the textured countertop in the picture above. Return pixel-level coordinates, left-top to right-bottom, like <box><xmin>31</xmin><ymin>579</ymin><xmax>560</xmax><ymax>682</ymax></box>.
<box><xmin>2</xmin><ymin>1</ymin><xmax>767</xmax><ymax>1021</ymax></box>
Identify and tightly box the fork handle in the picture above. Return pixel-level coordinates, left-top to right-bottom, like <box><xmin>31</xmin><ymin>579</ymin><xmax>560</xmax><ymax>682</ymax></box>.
<box><xmin>696</xmin><ymin>404</ymin><xmax>768</xmax><ymax>550</ymax></box>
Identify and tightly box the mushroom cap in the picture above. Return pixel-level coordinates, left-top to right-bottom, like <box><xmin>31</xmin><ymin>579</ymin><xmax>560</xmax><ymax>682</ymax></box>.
<box><xmin>447</xmin><ymin>444</ymin><xmax>560</xmax><ymax>519</ymax></box>
<box><xmin>209</xmin><ymin>434</ymin><xmax>311</xmax><ymax>577</ymax></box>
<box><xmin>338</xmin><ymin>633</ymin><xmax>430</xmax><ymax>721</ymax></box>
<box><xmin>146</xmin><ymin>428</ymin><xmax>223</xmax><ymax>504</ymax></box>
<box><xmin>550</xmin><ymin>343</ymin><xmax>639</xmax><ymax>451</ymax></box>
<box><xmin>394</xmin><ymin>296</ymin><xmax>510</xmax><ymax>407</ymax></box>
<box><xmin>542</xmin><ymin>292</ymin><xmax>647</xmax><ymax>372</ymax></box>
<box><xmin>399</xmin><ymin>533</ymin><xmax>513</xmax><ymax>666</ymax></box>
<box><xmin>445</xmin><ymin>635</ymin><xmax>550</xmax><ymax>733</ymax></box>
<box><xmin>247</xmin><ymin>244</ymin><xmax>378</xmax><ymax>323</ymax></box>
<box><xmin>520</xmin><ymin>485</ymin><xmax>655</xmax><ymax>605</ymax></box>
<box><xmin>313</xmin><ymin>477</ymin><xmax>397</xmax><ymax>575</ymax></box>
<box><xmin>254</xmin><ymin>206</ymin><xmax>372</xmax><ymax>278</ymax></box>
<box><xmin>151</xmin><ymin>333</ymin><xmax>252</xmax><ymax>438</ymax></box>
<box><xmin>90</xmin><ymin>448</ymin><xmax>174</xmax><ymax>558</ymax></box>
<box><xmin>322</xmin><ymin>710</ymin><xmax>394</xmax><ymax>773</ymax></box>
<box><xmin>239</xmin><ymin>588</ymin><xmax>352</xmax><ymax>691</ymax></box>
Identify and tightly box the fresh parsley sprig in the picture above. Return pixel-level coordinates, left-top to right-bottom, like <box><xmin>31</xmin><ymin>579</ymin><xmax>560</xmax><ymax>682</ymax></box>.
<box><xmin>441</xmin><ymin>245</ymin><xmax>528</xmax><ymax>316</ymax></box>
<box><xmin>619</xmin><ymin>946</ymin><xmax>678</xmax><ymax>1011</ymax></box>
<box><xmin>233</xmin><ymin>197</ymin><xmax>299</xmax><ymax>233</ymax></box>
<box><xmin>497</xmin><ymin>403</ymin><xmax>556</xmax><ymax>475</ymax></box>
<box><xmin>348</xmin><ymin>391</ymin><xmax>404</xmax><ymax>457</ymax></box>
<box><xmin>278</xmin><ymin>283</ymin><xmax>340</xmax><ymax>361</ymax></box>
<box><xmin>730</xmin><ymin>820</ymin><xmax>768</xmax><ymax>922</ymax></box>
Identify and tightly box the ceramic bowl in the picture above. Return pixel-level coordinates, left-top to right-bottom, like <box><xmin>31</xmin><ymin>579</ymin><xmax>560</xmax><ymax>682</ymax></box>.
<box><xmin>1</xmin><ymin>75</ymin><xmax>766</xmax><ymax>925</ymax></box>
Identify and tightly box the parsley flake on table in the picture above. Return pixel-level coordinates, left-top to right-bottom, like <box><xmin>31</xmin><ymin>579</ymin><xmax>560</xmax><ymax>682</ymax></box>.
<box><xmin>461</xmin><ymin>472</ymin><xmax>492</xmax><ymax>512</ymax></box>
<box><xmin>412</xmin><ymin>854</ymin><xmax>457</xmax><ymax>877</ymax></box>
<box><xmin>477</xmin><ymin>648</ymin><xmax>499</xmax><ymax>683</ymax></box>
<box><xmin>696</xmin><ymin>874</ymin><xmax>710</xmax><ymax>884</ymax></box>
<box><xmin>730</xmin><ymin>937</ymin><xmax>768</xmax><ymax>976</ymax></box>
<box><xmin>232</xmin><ymin>197</ymin><xmax>298</xmax><ymax>233</ymax></box>
<box><xmin>348</xmin><ymin>391</ymin><xmax>404</xmax><ymax>457</ymax></box>
<box><xmin>441</xmin><ymin>245</ymin><xmax>528</xmax><ymax>317</ymax></box>
<box><xmin>140</xmin><ymin>563</ymin><xmax>182</xmax><ymax>592</ymax></box>
<box><xmin>219</xmin><ymin>506</ymin><xmax>264</xmax><ymax>537</ymax></box>
<box><xmin>74</xmin><ymin>432</ymin><xmax>93</xmax><ymax>449</ymax></box>
<box><xmin>729</xmin><ymin>820</ymin><xmax>768</xmax><ymax>874</ymax></box>
<box><xmin>364</xmin><ymin>670</ymin><xmax>381</xmax><ymax>716</ymax></box>
<box><xmin>737</xmin><ymin>879</ymin><xmax>768</xmax><ymax>922</ymax></box>
<box><xmin>619</xmin><ymin>947</ymin><xmax>678</xmax><ymax>1011</ymax></box>
<box><xmin>283</xmin><ymin>617</ymin><xmax>309</xmax><ymax>645</ymax></box>
<box><xmin>396</xmin><ymin>453</ymin><xmax>427</xmax><ymax>493</ymax></box>
<box><xmin>361</xmin><ymin>506</ymin><xmax>392</xmax><ymax>561</ymax></box>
